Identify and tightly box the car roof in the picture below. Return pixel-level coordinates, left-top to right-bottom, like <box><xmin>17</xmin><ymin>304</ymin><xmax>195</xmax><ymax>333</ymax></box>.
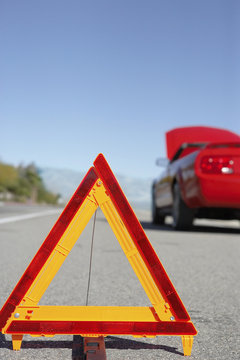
<box><xmin>166</xmin><ymin>126</ymin><xmax>240</xmax><ymax>160</ymax></box>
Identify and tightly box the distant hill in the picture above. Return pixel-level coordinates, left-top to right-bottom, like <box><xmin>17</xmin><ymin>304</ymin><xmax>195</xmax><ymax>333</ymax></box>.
<box><xmin>39</xmin><ymin>167</ymin><xmax>152</xmax><ymax>210</ymax></box>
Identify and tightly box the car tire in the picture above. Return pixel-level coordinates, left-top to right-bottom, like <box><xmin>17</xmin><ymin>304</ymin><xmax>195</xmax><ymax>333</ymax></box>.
<box><xmin>152</xmin><ymin>190</ymin><xmax>165</xmax><ymax>225</ymax></box>
<box><xmin>172</xmin><ymin>183</ymin><xmax>194</xmax><ymax>230</ymax></box>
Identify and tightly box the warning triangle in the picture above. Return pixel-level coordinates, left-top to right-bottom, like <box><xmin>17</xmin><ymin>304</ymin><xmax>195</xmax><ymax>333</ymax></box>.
<box><xmin>0</xmin><ymin>154</ymin><xmax>197</xmax><ymax>355</ymax></box>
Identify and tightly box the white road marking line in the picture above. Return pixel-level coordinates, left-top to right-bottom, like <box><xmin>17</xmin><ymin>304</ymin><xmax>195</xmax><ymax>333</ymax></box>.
<box><xmin>0</xmin><ymin>209</ymin><xmax>61</xmax><ymax>225</ymax></box>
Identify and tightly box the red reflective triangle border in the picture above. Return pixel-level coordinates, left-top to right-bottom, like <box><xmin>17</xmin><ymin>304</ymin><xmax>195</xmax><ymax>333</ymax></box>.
<box><xmin>0</xmin><ymin>153</ymin><xmax>196</xmax><ymax>337</ymax></box>
<box><xmin>6</xmin><ymin>320</ymin><xmax>197</xmax><ymax>336</ymax></box>
<box><xmin>0</xmin><ymin>168</ymin><xmax>98</xmax><ymax>331</ymax></box>
<box><xmin>94</xmin><ymin>154</ymin><xmax>190</xmax><ymax>321</ymax></box>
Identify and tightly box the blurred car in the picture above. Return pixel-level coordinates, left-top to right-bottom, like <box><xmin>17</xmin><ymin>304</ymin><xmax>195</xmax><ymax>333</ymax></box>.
<box><xmin>152</xmin><ymin>126</ymin><xmax>240</xmax><ymax>229</ymax></box>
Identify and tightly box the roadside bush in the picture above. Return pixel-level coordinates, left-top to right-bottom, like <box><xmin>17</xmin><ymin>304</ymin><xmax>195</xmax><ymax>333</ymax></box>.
<box><xmin>0</xmin><ymin>161</ymin><xmax>59</xmax><ymax>204</ymax></box>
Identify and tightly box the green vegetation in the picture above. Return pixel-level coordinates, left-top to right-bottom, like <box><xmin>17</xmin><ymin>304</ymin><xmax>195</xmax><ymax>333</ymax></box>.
<box><xmin>0</xmin><ymin>161</ymin><xmax>59</xmax><ymax>204</ymax></box>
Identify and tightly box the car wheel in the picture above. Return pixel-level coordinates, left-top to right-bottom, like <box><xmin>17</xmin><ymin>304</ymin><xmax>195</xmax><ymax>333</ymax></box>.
<box><xmin>172</xmin><ymin>183</ymin><xmax>194</xmax><ymax>230</ymax></box>
<box><xmin>152</xmin><ymin>190</ymin><xmax>165</xmax><ymax>225</ymax></box>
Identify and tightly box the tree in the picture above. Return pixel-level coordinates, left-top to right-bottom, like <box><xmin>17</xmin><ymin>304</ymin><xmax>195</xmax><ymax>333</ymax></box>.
<box><xmin>0</xmin><ymin>160</ymin><xmax>60</xmax><ymax>204</ymax></box>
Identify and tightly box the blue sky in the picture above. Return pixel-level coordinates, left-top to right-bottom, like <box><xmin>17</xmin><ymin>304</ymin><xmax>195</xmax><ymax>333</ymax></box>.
<box><xmin>1</xmin><ymin>0</ymin><xmax>239</xmax><ymax>178</ymax></box>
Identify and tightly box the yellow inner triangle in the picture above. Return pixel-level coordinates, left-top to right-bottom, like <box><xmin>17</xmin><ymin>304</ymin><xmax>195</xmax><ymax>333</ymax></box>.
<box><xmin>2</xmin><ymin>178</ymin><xmax>174</xmax><ymax>335</ymax></box>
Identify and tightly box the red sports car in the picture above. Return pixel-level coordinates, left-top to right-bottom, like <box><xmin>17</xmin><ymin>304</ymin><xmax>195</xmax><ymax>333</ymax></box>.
<box><xmin>152</xmin><ymin>126</ymin><xmax>240</xmax><ymax>229</ymax></box>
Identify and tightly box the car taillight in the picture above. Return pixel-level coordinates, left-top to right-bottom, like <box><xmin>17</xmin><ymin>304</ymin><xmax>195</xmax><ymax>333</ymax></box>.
<box><xmin>200</xmin><ymin>156</ymin><xmax>234</xmax><ymax>174</ymax></box>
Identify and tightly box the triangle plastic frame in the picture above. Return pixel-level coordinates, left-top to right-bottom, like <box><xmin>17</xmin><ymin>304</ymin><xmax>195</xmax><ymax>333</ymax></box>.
<box><xmin>0</xmin><ymin>154</ymin><xmax>197</xmax><ymax>355</ymax></box>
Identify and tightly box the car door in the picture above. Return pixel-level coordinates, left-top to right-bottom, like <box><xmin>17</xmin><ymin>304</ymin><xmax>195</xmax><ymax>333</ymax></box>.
<box><xmin>155</xmin><ymin>164</ymin><xmax>172</xmax><ymax>208</ymax></box>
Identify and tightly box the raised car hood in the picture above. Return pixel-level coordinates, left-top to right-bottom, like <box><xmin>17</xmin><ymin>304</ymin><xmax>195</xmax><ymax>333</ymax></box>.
<box><xmin>166</xmin><ymin>126</ymin><xmax>240</xmax><ymax>160</ymax></box>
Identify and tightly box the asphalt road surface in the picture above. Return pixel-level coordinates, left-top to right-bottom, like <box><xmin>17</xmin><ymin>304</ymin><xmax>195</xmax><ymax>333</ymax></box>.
<box><xmin>0</xmin><ymin>203</ymin><xmax>239</xmax><ymax>360</ymax></box>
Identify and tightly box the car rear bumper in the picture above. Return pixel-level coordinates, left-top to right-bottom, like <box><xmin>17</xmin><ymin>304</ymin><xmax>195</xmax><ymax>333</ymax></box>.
<box><xmin>191</xmin><ymin>176</ymin><xmax>240</xmax><ymax>208</ymax></box>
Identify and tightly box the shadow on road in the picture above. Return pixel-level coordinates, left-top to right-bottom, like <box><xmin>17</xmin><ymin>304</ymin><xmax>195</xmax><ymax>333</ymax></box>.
<box><xmin>72</xmin><ymin>335</ymin><xmax>84</xmax><ymax>360</ymax></box>
<box><xmin>190</xmin><ymin>224</ymin><xmax>240</xmax><ymax>234</ymax></box>
<box><xmin>141</xmin><ymin>221</ymin><xmax>240</xmax><ymax>234</ymax></box>
<box><xmin>0</xmin><ymin>334</ymin><xmax>85</xmax><ymax>360</ymax></box>
<box><xmin>141</xmin><ymin>221</ymin><xmax>172</xmax><ymax>231</ymax></box>
<box><xmin>0</xmin><ymin>332</ymin><xmax>73</xmax><ymax>350</ymax></box>
<box><xmin>105</xmin><ymin>335</ymin><xmax>183</xmax><ymax>355</ymax></box>
<box><xmin>0</xmin><ymin>333</ymin><xmax>84</xmax><ymax>359</ymax></box>
<box><xmin>0</xmin><ymin>333</ymin><xmax>11</xmax><ymax>350</ymax></box>
<box><xmin>0</xmin><ymin>333</ymin><xmax>183</xmax><ymax>357</ymax></box>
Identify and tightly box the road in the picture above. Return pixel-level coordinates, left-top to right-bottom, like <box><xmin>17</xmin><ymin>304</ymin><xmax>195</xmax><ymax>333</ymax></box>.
<box><xmin>0</xmin><ymin>203</ymin><xmax>239</xmax><ymax>359</ymax></box>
